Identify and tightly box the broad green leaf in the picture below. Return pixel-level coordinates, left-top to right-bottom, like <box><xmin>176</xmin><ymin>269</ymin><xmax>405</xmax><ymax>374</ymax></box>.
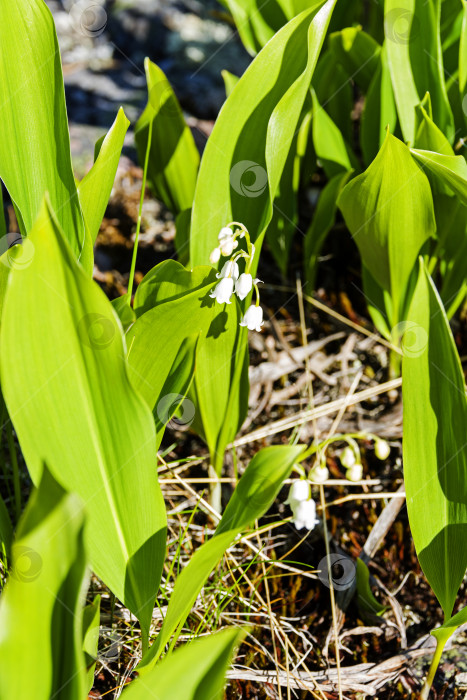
<box><xmin>0</xmin><ymin>199</ymin><xmax>167</xmax><ymax>641</ymax></box>
<box><xmin>82</xmin><ymin>595</ymin><xmax>100</xmax><ymax>694</ymax></box>
<box><xmin>135</xmin><ymin>60</ymin><xmax>200</xmax><ymax>216</ymax></box>
<box><xmin>129</xmin><ymin>261</ymin><xmax>247</xmax><ymax>465</ymax></box>
<box><xmin>111</xmin><ymin>295</ymin><xmax>136</xmax><ymax>332</ymax></box>
<box><xmin>304</xmin><ymin>171</ymin><xmax>352</xmax><ymax>289</ymax></box>
<box><xmin>338</xmin><ymin>132</ymin><xmax>436</xmax><ymax>323</ymax></box>
<box><xmin>361</xmin><ymin>42</ymin><xmax>398</xmax><ymax>165</ymax></box>
<box><xmin>460</xmin><ymin>1</ymin><xmax>467</xmax><ymax>112</ymax></box>
<box><xmin>140</xmin><ymin>444</ymin><xmax>302</xmax><ymax>670</ymax></box>
<box><xmin>190</xmin><ymin>0</ymin><xmax>338</xmax><ymax>270</ymax></box>
<box><xmin>78</xmin><ymin>108</ymin><xmax>130</xmax><ymax>246</ymax></box>
<box><xmin>311</xmin><ymin>89</ymin><xmax>354</xmax><ymax>178</ymax></box>
<box><xmin>384</xmin><ymin>0</ymin><xmax>454</xmax><ymax>143</ymax></box>
<box><xmin>403</xmin><ymin>263</ymin><xmax>467</xmax><ymax>618</ymax></box>
<box><xmin>361</xmin><ymin>265</ymin><xmax>393</xmax><ymax>339</ymax></box>
<box><xmin>125</xmin><ymin>628</ymin><xmax>244</xmax><ymax>699</ymax></box>
<box><xmin>328</xmin><ymin>26</ymin><xmax>381</xmax><ymax>92</ymax></box>
<box><xmin>0</xmin><ymin>468</ymin><xmax>88</xmax><ymax>700</ymax></box>
<box><xmin>0</xmin><ymin>0</ymin><xmax>85</xmax><ymax>260</ymax></box>
<box><xmin>410</xmin><ymin>149</ymin><xmax>467</xmax><ymax>206</ymax></box>
<box><xmin>217</xmin><ymin>445</ymin><xmax>305</xmax><ymax>534</ymax></box>
<box><xmin>218</xmin><ymin>0</ymin><xmax>323</xmax><ymax>54</ymax></box>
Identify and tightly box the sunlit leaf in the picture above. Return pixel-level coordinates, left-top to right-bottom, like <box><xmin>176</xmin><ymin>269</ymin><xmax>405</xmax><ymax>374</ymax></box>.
<box><xmin>403</xmin><ymin>262</ymin><xmax>467</xmax><ymax>618</ymax></box>
<box><xmin>0</xmin><ymin>199</ymin><xmax>167</xmax><ymax>642</ymax></box>
<box><xmin>0</xmin><ymin>0</ymin><xmax>85</xmax><ymax>260</ymax></box>
<box><xmin>0</xmin><ymin>468</ymin><xmax>88</xmax><ymax>700</ymax></box>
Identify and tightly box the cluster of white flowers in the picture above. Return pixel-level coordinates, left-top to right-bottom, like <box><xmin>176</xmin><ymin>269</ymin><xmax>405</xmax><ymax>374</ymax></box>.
<box><xmin>285</xmin><ymin>480</ymin><xmax>319</xmax><ymax>531</ymax></box>
<box><xmin>209</xmin><ymin>224</ymin><xmax>264</xmax><ymax>331</ymax></box>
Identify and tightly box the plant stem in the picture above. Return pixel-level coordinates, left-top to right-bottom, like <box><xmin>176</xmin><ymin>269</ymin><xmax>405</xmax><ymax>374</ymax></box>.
<box><xmin>127</xmin><ymin>119</ymin><xmax>153</xmax><ymax>304</ymax></box>
<box><xmin>420</xmin><ymin>632</ymin><xmax>450</xmax><ymax>699</ymax></box>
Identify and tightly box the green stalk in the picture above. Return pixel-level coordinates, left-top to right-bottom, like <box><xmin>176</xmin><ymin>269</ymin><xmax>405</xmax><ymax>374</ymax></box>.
<box><xmin>127</xmin><ymin>119</ymin><xmax>153</xmax><ymax>304</ymax></box>
<box><xmin>420</xmin><ymin>630</ymin><xmax>451</xmax><ymax>700</ymax></box>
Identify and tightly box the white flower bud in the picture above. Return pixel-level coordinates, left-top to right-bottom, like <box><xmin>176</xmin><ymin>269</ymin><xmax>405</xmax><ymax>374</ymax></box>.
<box><xmin>209</xmin><ymin>247</ymin><xmax>221</xmax><ymax>264</ymax></box>
<box><xmin>240</xmin><ymin>305</ymin><xmax>264</xmax><ymax>332</ymax></box>
<box><xmin>219</xmin><ymin>237</ymin><xmax>237</xmax><ymax>257</ymax></box>
<box><xmin>375</xmin><ymin>439</ymin><xmax>390</xmax><ymax>460</ymax></box>
<box><xmin>340</xmin><ymin>446</ymin><xmax>357</xmax><ymax>469</ymax></box>
<box><xmin>310</xmin><ymin>465</ymin><xmax>329</xmax><ymax>483</ymax></box>
<box><xmin>346</xmin><ymin>463</ymin><xmax>363</xmax><ymax>482</ymax></box>
<box><xmin>209</xmin><ymin>277</ymin><xmax>234</xmax><ymax>304</ymax></box>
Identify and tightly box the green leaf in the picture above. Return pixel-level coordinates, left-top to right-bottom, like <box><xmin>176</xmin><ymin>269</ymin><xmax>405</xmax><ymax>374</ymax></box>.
<box><xmin>219</xmin><ymin>0</ymin><xmax>323</xmax><ymax>54</ymax></box>
<box><xmin>410</xmin><ymin>149</ymin><xmax>467</xmax><ymax>206</ymax></box>
<box><xmin>82</xmin><ymin>595</ymin><xmax>101</xmax><ymax>694</ymax></box>
<box><xmin>360</xmin><ymin>42</ymin><xmax>398</xmax><ymax>166</ymax></box>
<box><xmin>402</xmin><ymin>262</ymin><xmax>467</xmax><ymax>618</ymax></box>
<box><xmin>313</xmin><ymin>50</ymin><xmax>353</xmax><ymax>142</ymax></box>
<box><xmin>304</xmin><ymin>171</ymin><xmax>352</xmax><ymax>289</ymax></box>
<box><xmin>0</xmin><ymin>199</ymin><xmax>167</xmax><ymax>641</ymax></box>
<box><xmin>125</xmin><ymin>628</ymin><xmax>244</xmax><ymax>699</ymax></box>
<box><xmin>222</xmin><ymin>69</ymin><xmax>240</xmax><ymax>97</ymax></box>
<box><xmin>217</xmin><ymin>445</ymin><xmax>305</xmax><ymax>534</ymax></box>
<box><xmin>432</xmin><ymin>605</ymin><xmax>467</xmax><ymax>640</ymax></box>
<box><xmin>135</xmin><ymin>60</ymin><xmax>200</xmax><ymax>216</ymax></box>
<box><xmin>78</xmin><ymin>108</ymin><xmax>130</xmax><ymax>246</ymax></box>
<box><xmin>190</xmin><ymin>0</ymin><xmax>338</xmax><ymax>270</ymax></box>
<box><xmin>338</xmin><ymin>132</ymin><xmax>436</xmax><ymax>323</ymax></box>
<box><xmin>0</xmin><ymin>0</ymin><xmax>85</xmax><ymax>261</ymax></box>
<box><xmin>460</xmin><ymin>1</ymin><xmax>467</xmax><ymax>114</ymax></box>
<box><xmin>0</xmin><ymin>467</ymin><xmax>88</xmax><ymax>700</ymax></box>
<box><xmin>140</xmin><ymin>444</ymin><xmax>302</xmax><ymax>670</ymax></box>
<box><xmin>355</xmin><ymin>559</ymin><xmax>386</xmax><ymax>616</ymax></box>
<box><xmin>384</xmin><ymin>0</ymin><xmax>454</xmax><ymax>143</ymax></box>
<box><xmin>329</xmin><ymin>26</ymin><xmax>381</xmax><ymax>92</ymax></box>
<box><xmin>311</xmin><ymin>89</ymin><xmax>354</xmax><ymax>178</ymax></box>
<box><xmin>413</xmin><ymin>101</ymin><xmax>454</xmax><ymax>156</ymax></box>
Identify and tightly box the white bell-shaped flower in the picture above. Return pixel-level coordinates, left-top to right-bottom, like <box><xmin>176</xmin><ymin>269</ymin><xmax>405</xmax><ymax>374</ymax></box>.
<box><xmin>291</xmin><ymin>499</ymin><xmax>318</xmax><ymax>531</ymax></box>
<box><xmin>346</xmin><ymin>463</ymin><xmax>363</xmax><ymax>482</ymax></box>
<box><xmin>375</xmin><ymin>439</ymin><xmax>390</xmax><ymax>460</ymax></box>
<box><xmin>210</xmin><ymin>277</ymin><xmax>234</xmax><ymax>304</ymax></box>
<box><xmin>218</xmin><ymin>227</ymin><xmax>238</xmax><ymax>257</ymax></box>
<box><xmin>209</xmin><ymin>247</ymin><xmax>221</xmax><ymax>264</ymax></box>
<box><xmin>240</xmin><ymin>305</ymin><xmax>264</xmax><ymax>332</ymax></box>
<box><xmin>216</xmin><ymin>260</ymin><xmax>239</xmax><ymax>281</ymax></box>
<box><xmin>340</xmin><ymin>446</ymin><xmax>357</xmax><ymax>469</ymax></box>
<box><xmin>285</xmin><ymin>479</ymin><xmax>310</xmax><ymax>506</ymax></box>
<box><xmin>235</xmin><ymin>273</ymin><xmax>253</xmax><ymax>300</ymax></box>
